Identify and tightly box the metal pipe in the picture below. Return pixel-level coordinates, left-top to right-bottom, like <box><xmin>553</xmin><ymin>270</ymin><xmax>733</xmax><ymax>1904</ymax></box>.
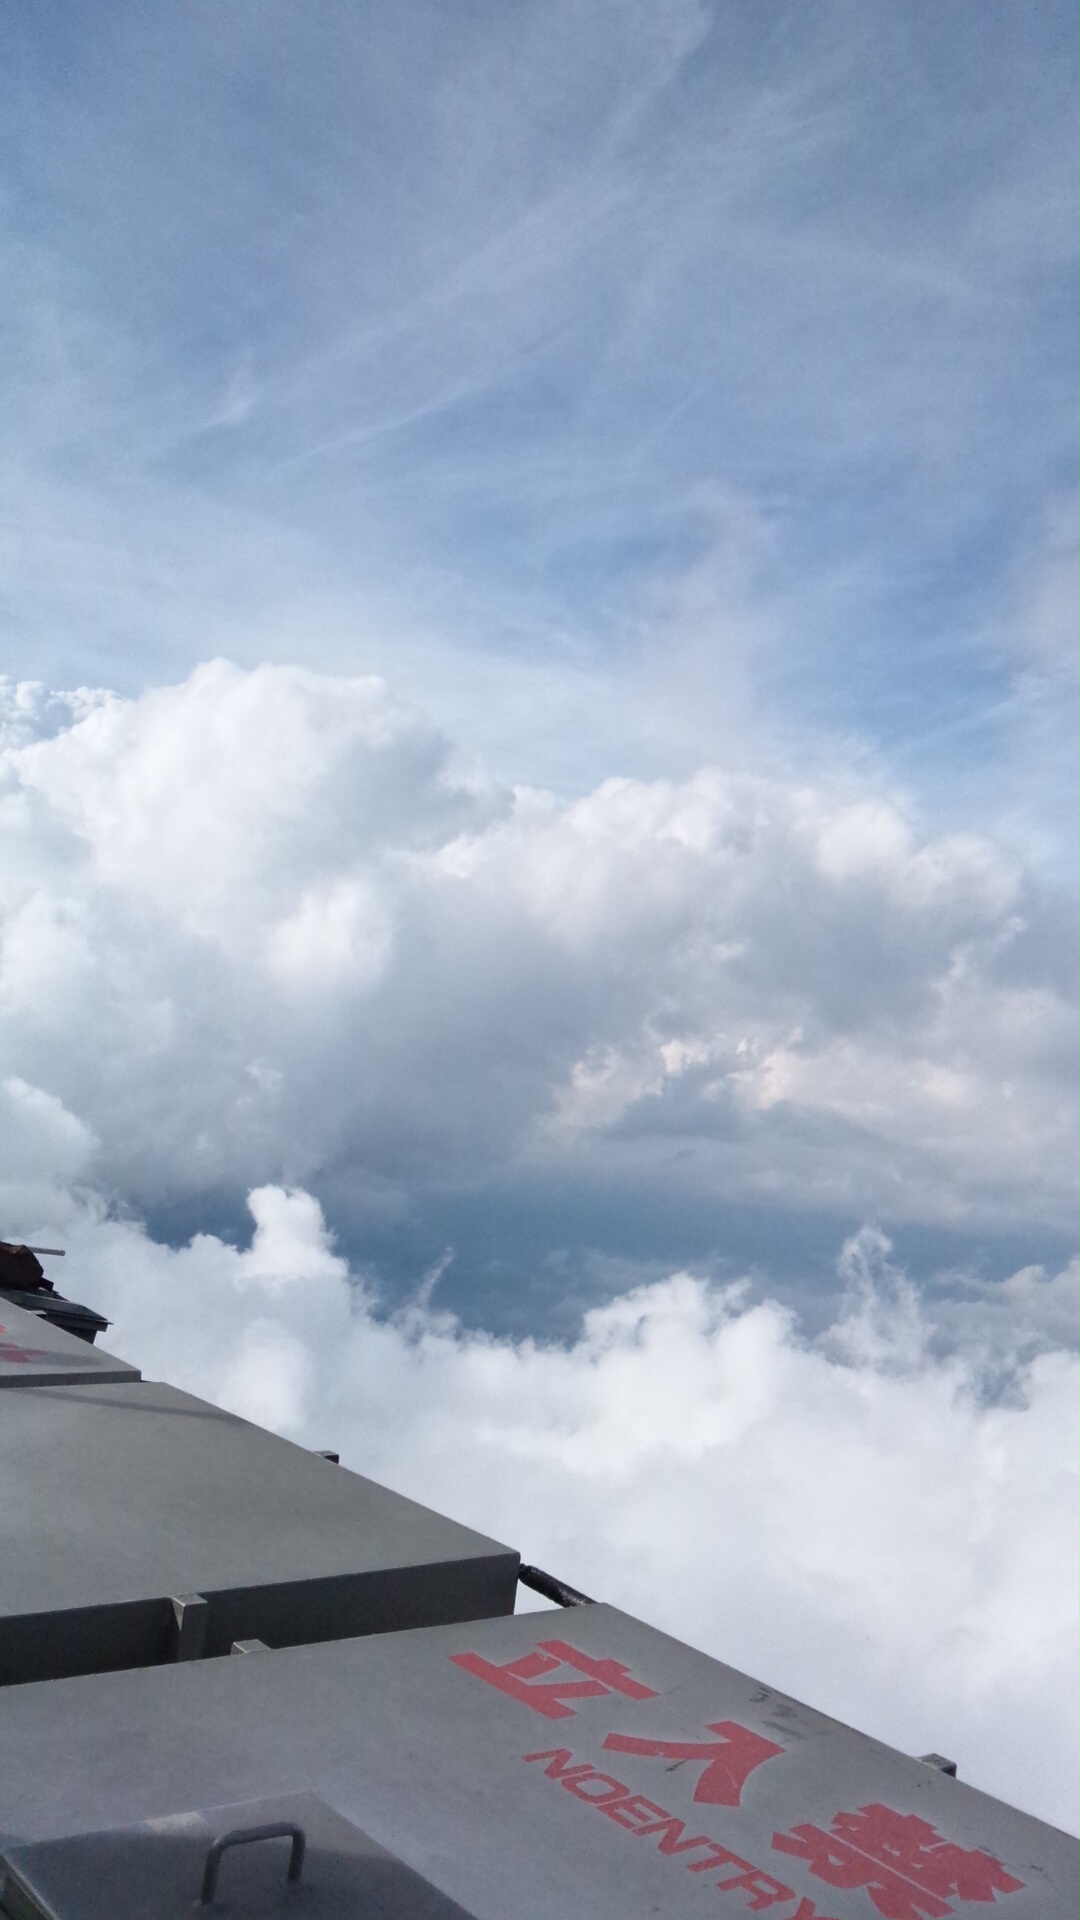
<box><xmin>517</xmin><ymin>1564</ymin><xmax>594</xmax><ymax>1607</ymax></box>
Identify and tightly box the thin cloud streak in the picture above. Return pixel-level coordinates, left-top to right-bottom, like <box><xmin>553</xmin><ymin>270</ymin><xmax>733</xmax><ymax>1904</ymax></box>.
<box><xmin>0</xmin><ymin>1</ymin><xmax>1074</xmax><ymax>828</ymax></box>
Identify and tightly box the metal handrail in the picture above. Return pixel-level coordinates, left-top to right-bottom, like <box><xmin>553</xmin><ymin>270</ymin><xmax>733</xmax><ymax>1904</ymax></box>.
<box><xmin>199</xmin><ymin>1822</ymin><xmax>306</xmax><ymax>1904</ymax></box>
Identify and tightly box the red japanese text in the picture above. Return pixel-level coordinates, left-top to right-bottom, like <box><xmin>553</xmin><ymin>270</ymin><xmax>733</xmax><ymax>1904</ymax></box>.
<box><xmin>773</xmin><ymin>1804</ymin><xmax>1024</xmax><ymax>1920</ymax></box>
<box><xmin>450</xmin><ymin>1638</ymin><xmax>658</xmax><ymax>1720</ymax></box>
<box><xmin>603</xmin><ymin>1720</ymin><xmax>785</xmax><ymax>1806</ymax></box>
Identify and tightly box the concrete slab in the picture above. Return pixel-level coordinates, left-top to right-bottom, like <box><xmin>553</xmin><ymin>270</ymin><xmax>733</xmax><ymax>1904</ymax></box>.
<box><xmin>0</xmin><ymin>1297</ymin><xmax>139</xmax><ymax>1390</ymax></box>
<box><xmin>2</xmin><ymin>1793</ymin><xmax>474</xmax><ymax>1918</ymax></box>
<box><xmin>0</xmin><ymin>1380</ymin><xmax>517</xmax><ymax>1686</ymax></box>
<box><xmin>0</xmin><ymin>1604</ymin><xmax>1072</xmax><ymax>1919</ymax></box>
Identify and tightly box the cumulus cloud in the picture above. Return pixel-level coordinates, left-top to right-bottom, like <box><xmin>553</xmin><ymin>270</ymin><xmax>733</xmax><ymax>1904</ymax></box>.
<box><xmin>0</xmin><ymin>661</ymin><xmax>1074</xmax><ymax>1243</ymax></box>
<box><xmin>2</xmin><ymin>663</ymin><xmax>1074</xmax><ymax>1830</ymax></box>
<box><xmin>2</xmin><ymin>3</ymin><xmax>1073</xmax><ymax>1849</ymax></box>
<box><xmin>21</xmin><ymin>1164</ymin><xmax>1078</xmax><ymax>1836</ymax></box>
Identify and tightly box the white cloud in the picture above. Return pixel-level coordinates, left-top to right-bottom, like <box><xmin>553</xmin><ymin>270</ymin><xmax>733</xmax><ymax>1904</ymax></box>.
<box><xmin>2</xmin><ymin>660</ymin><xmax>1074</xmax><ymax>1831</ymax></box>
<box><xmin>28</xmin><ymin>1171</ymin><xmax>1076</xmax><ymax>1837</ymax></box>
<box><xmin>267</xmin><ymin>877</ymin><xmax>393</xmax><ymax>993</ymax></box>
<box><xmin>0</xmin><ymin>661</ymin><xmax>1074</xmax><ymax>1232</ymax></box>
<box><xmin>10</xmin><ymin>659</ymin><xmax>491</xmax><ymax>949</ymax></box>
<box><xmin>1</xmin><ymin>10</ymin><xmax>1073</xmax><ymax>1843</ymax></box>
<box><xmin>0</xmin><ymin>1075</ymin><xmax>95</xmax><ymax>1185</ymax></box>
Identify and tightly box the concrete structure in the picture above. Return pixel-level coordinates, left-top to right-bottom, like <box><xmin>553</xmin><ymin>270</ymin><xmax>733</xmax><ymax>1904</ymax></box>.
<box><xmin>1</xmin><ymin>1264</ymin><xmax>1074</xmax><ymax>1917</ymax></box>
<box><xmin>2</xmin><ymin>1795</ymin><xmax>472</xmax><ymax>1919</ymax></box>
<box><xmin>0</xmin><ymin>1296</ymin><xmax>140</xmax><ymax>1390</ymax></box>
<box><xmin>0</xmin><ymin>1244</ymin><xmax>109</xmax><ymax>1344</ymax></box>
<box><xmin>0</xmin><ymin>1604</ymin><xmax>1073</xmax><ymax>1918</ymax></box>
<box><xmin>0</xmin><ymin>1379</ymin><xmax>517</xmax><ymax>1686</ymax></box>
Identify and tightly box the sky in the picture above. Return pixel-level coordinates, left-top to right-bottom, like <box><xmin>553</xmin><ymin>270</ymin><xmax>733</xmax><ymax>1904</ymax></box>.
<box><xmin>1</xmin><ymin>0</ymin><xmax>1077</xmax><ymax>1832</ymax></box>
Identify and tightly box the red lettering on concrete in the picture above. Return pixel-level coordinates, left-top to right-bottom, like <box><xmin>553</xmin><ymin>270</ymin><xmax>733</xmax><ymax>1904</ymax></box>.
<box><xmin>537</xmin><ymin>1639</ymin><xmax>658</xmax><ymax>1701</ymax></box>
<box><xmin>0</xmin><ymin>1340</ymin><xmax>46</xmax><ymax>1364</ymax></box>
<box><xmin>830</xmin><ymin>1807</ymin><xmax>1023</xmax><ymax>1906</ymax></box>
<box><xmin>630</xmin><ymin>1813</ymin><xmax>717</xmax><ymax>1859</ymax></box>
<box><xmin>452</xmin><ymin>1648</ymin><xmax>608</xmax><ymax>1718</ymax></box>
<box><xmin>603</xmin><ymin>1719</ymin><xmax>785</xmax><ymax>1805</ymax></box>
<box><xmin>687</xmin><ymin>1840</ymin><xmax>754</xmax><ymax>1874</ymax></box>
<box><xmin>522</xmin><ymin>1741</ymin><xmax>834</xmax><ymax>1914</ymax></box>
<box><xmin>562</xmin><ymin>1770</ymin><xmax>632</xmax><ymax>1805</ymax></box>
<box><xmin>522</xmin><ymin>1748</ymin><xmax>594</xmax><ymax>1780</ymax></box>
<box><xmin>706</xmin><ymin>1857</ymin><xmax>799</xmax><ymax>1911</ymax></box>
<box><xmin>773</xmin><ymin>1805</ymin><xmax>1024</xmax><ymax>1920</ymax></box>
<box><xmin>451</xmin><ymin>1639</ymin><xmax>656</xmax><ymax>1718</ymax></box>
<box><xmin>596</xmin><ymin>1792</ymin><xmax>669</xmax><ymax>1831</ymax></box>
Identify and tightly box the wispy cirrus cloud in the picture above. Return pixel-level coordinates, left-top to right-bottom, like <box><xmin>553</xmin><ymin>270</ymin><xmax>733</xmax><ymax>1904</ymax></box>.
<box><xmin>1</xmin><ymin>2</ymin><xmax>1074</xmax><ymax>821</ymax></box>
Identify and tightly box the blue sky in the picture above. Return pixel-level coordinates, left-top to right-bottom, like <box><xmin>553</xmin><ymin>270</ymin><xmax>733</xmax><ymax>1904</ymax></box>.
<box><xmin>4</xmin><ymin>0</ymin><xmax>1075</xmax><ymax>810</ymax></box>
<box><xmin>1</xmin><ymin>0</ymin><xmax>1076</xmax><ymax>1320</ymax></box>
<box><xmin>2</xmin><ymin>4</ymin><xmax>1077</xmax><ymax>1820</ymax></box>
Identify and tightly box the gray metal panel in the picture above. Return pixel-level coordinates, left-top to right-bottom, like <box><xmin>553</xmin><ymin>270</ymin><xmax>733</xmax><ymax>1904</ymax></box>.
<box><xmin>0</xmin><ymin>1288</ymin><xmax>109</xmax><ymax>1346</ymax></box>
<box><xmin>0</xmin><ymin>1380</ymin><xmax>517</xmax><ymax>1685</ymax></box>
<box><xmin>0</xmin><ymin>1605</ymin><xmax>1072</xmax><ymax>1919</ymax></box>
<box><xmin>2</xmin><ymin>1794</ymin><xmax>475</xmax><ymax>1918</ymax></box>
<box><xmin>0</xmin><ymin>1298</ymin><xmax>139</xmax><ymax>1389</ymax></box>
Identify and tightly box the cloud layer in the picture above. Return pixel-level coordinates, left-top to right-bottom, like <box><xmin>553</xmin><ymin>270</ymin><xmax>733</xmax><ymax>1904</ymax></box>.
<box><xmin>2</xmin><ymin>657</ymin><xmax>1075</xmax><ymax>1829</ymax></box>
<box><xmin>18</xmin><ymin>1159</ymin><xmax>1079</xmax><ymax>1835</ymax></box>
<box><xmin>2</xmin><ymin>662</ymin><xmax>1075</xmax><ymax>1828</ymax></box>
<box><xmin>1</xmin><ymin>661</ymin><xmax>1074</xmax><ymax>1251</ymax></box>
<box><xmin>2</xmin><ymin>7</ymin><xmax>1075</xmax><ymax>1848</ymax></box>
